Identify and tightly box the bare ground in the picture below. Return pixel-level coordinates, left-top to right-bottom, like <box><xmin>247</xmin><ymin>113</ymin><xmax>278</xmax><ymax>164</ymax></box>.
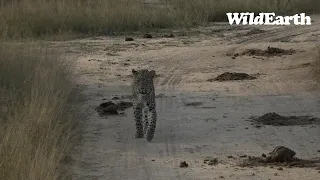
<box><xmin>53</xmin><ymin>15</ymin><xmax>320</xmax><ymax>180</ymax></box>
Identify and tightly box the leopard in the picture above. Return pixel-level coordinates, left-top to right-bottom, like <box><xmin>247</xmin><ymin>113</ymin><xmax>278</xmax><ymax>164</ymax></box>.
<box><xmin>131</xmin><ymin>69</ymin><xmax>157</xmax><ymax>142</ymax></box>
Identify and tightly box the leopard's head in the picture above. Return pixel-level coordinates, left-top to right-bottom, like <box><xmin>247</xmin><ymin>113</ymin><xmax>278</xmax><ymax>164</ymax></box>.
<box><xmin>132</xmin><ymin>69</ymin><xmax>156</xmax><ymax>95</ymax></box>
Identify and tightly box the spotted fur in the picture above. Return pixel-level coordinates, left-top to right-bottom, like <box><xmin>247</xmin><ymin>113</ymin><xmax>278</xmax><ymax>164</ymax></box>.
<box><xmin>131</xmin><ymin>69</ymin><xmax>157</xmax><ymax>142</ymax></box>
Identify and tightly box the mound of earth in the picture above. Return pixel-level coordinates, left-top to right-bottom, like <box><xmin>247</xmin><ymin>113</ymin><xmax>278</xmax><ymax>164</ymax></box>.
<box><xmin>179</xmin><ymin>161</ymin><xmax>189</xmax><ymax>168</ymax></box>
<box><xmin>238</xmin><ymin>146</ymin><xmax>320</xmax><ymax>168</ymax></box>
<box><xmin>240</xmin><ymin>46</ymin><xmax>296</xmax><ymax>57</ymax></box>
<box><xmin>96</xmin><ymin>101</ymin><xmax>133</xmax><ymax>116</ymax></box>
<box><xmin>208</xmin><ymin>72</ymin><xmax>256</xmax><ymax>82</ymax></box>
<box><xmin>248</xmin><ymin>112</ymin><xmax>320</xmax><ymax>126</ymax></box>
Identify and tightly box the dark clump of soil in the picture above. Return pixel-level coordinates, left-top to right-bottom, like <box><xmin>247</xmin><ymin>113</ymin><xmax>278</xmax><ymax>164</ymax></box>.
<box><xmin>96</xmin><ymin>101</ymin><xmax>119</xmax><ymax>115</ymax></box>
<box><xmin>184</xmin><ymin>101</ymin><xmax>203</xmax><ymax>107</ymax></box>
<box><xmin>125</xmin><ymin>37</ymin><xmax>134</xmax><ymax>41</ymax></box>
<box><xmin>240</xmin><ymin>46</ymin><xmax>296</xmax><ymax>57</ymax></box>
<box><xmin>249</xmin><ymin>112</ymin><xmax>320</xmax><ymax>126</ymax></box>
<box><xmin>96</xmin><ymin>101</ymin><xmax>133</xmax><ymax>116</ymax></box>
<box><xmin>238</xmin><ymin>146</ymin><xmax>320</xmax><ymax>168</ymax></box>
<box><xmin>143</xmin><ymin>33</ymin><xmax>153</xmax><ymax>38</ymax></box>
<box><xmin>179</xmin><ymin>161</ymin><xmax>189</xmax><ymax>168</ymax></box>
<box><xmin>208</xmin><ymin>72</ymin><xmax>257</xmax><ymax>82</ymax></box>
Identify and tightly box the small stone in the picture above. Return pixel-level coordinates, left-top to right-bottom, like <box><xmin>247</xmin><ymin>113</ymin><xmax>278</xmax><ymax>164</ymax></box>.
<box><xmin>277</xmin><ymin>167</ymin><xmax>283</xmax><ymax>170</ymax></box>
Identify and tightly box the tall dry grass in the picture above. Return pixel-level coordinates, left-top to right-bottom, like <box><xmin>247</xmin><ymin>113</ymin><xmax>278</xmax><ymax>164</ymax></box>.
<box><xmin>0</xmin><ymin>44</ymin><xmax>77</xmax><ymax>180</ymax></box>
<box><xmin>0</xmin><ymin>0</ymin><xmax>319</xmax><ymax>39</ymax></box>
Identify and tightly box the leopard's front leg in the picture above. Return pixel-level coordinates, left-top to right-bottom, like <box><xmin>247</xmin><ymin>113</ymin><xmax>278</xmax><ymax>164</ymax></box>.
<box><xmin>146</xmin><ymin>104</ymin><xmax>157</xmax><ymax>142</ymax></box>
<box><xmin>133</xmin><ymin>104</ymin><xmax>144</xmax><ymax>138</ymax></box>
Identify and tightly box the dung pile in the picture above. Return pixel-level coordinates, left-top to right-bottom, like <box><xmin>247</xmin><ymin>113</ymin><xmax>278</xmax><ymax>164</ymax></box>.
<box><xmin>96</xmin><ymin>101</ymin><xmax>133</xmax><ymax>116</ymax></box>
<box><xmin>208</xmin><ymin>72</ymin><xmax>256</xmax><ymax>82</ymax></box>
<box><xmin>248</xmin><ymin>112</ymin><xmax>320</xmax><ymax>126</ymax></box>
<box><xmin>240</xmin><ymin>46</ymin><xmax>296</xmax><ymax>57</ymax></box>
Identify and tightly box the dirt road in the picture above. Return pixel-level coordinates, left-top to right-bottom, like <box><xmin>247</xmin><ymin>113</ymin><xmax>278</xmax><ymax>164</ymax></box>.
<box><xmin>57</xmin><ymin>15</ymin><xmax>320</xmax><ymax>180</ymax></box>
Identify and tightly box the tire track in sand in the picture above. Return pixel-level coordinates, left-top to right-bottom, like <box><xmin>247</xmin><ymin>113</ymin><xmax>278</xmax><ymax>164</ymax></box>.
<box><xmin>234</xmin><ymin>17</ymin><xmax>320</xmax><ymax>44</ymax></box>
<box><xmin>152</xmin><ymin>49</ymin><xmax>203</xmax><ymax>180</ymax></box>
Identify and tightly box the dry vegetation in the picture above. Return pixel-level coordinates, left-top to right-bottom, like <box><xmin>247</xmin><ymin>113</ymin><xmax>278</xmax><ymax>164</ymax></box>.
<box><xmin>0</xmin><ymin>0</ymin><xmax>319</xmax><ymax>39</ymax></box>
<box><xmin>0</xmin><ymin>44</ymin><xmax>77</xmax><ymax>179</ymax></box>
<box><xmin>0</xmin><ymin>0</ymin><xmax>319</xmax><ymax>180</ymax></box>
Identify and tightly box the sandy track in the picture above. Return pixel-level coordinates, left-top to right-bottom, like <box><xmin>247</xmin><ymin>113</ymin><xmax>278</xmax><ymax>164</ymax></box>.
<box><xmin>61</xmin><ymin>15</ymin><xmax>320</xmax><ymax>180</ymax></box>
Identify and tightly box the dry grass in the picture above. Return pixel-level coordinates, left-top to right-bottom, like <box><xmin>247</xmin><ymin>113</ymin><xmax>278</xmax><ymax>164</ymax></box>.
<box><xmin>0</xmin><ymin>43</ymin><xmax>77</xmax><ymax>180</ymax></box>
<box><xmin>0</xmin><ymin>0</ymin><xmax>319</xmax><ymax>39</ymax></box>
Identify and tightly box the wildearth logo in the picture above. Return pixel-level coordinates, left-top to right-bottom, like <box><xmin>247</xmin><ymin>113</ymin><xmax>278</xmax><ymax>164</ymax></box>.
<box><xmin>226</xmin><ymin>13</ymin><xmax>311</xmax><ymax>25</ymax></box>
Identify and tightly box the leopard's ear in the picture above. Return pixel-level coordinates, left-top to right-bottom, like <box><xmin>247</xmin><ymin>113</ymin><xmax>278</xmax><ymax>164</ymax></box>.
<box><xmin>149</xmin><ymin>70</ymin><xmax>156</xmax><ymax>78</ymax></box>
<box><xmin>132</xmin><ymin>69</ymin><xmax>138</xmax><ymax>76</ymax></box>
